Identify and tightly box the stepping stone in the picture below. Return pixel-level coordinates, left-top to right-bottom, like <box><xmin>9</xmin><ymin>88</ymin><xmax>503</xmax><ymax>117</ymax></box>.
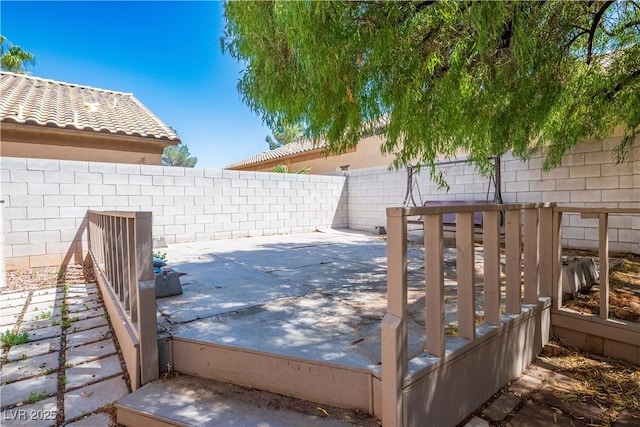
<box><xmin>0</xmin><ymin>314</ymin><xmax>20</xmax><ymax>327</ymax></box>
<box><xmin>483</xmin><ymin>393</ymin><xmax>522</xmax><ymax>422</ymax></box>
<box><xmin>1</xmin><ymin>305</ymin><xmax>25</xmax><ymax>316</ymax></box>
<box><xmin>66</xmin><ymin>412</ymin><xmax>112</xmax><ymax>427</ymax></box>
<box><xmin>65</xmin><ymin>315</ymin><xmax>108</xmax><ymax>334</ymax></box>
<box><xmin>68</xmin><ymin>300</ymin><xmax>102</xmax><ymax>314</ymax></box>
<box><xmin>75</xmin><ymin>307</ymin><xmax>105</xmax><ymax>322</ymax></box>
<box><xmin>66</xmin><ymin>294</ymin><xmax>101</xmax><ymax>305</ymax></box>
<box><xmin>464</xmin><ymin>417</ymin><xmax>490</xmax><ymax>427</ymax></box>
<box><xmin>66</xmin><ymin>326</ymin><xmax>111</xmax><ymax>348</ymax></box>
<box><xmin>65</xmin><ymin>354</ymin><xmax>123</xmax><ymax>390</ymax></box>
<box><xmin>1</xmin><ymin>351</ymin><xmax>59</xmax><ymax>384</ymax></box>
<box><xmin>506</xmin><ymin>401</ymin><xmax>587</xmax><ymax>427</ymax></box>
<box><xmin>6</xmin><ymin>337</ymin><xmax>61</xmax><ymax>362</ymax></box>
<box><xmin>20</xmin><ymin>316</ymin><xmax>63</xmax><ymax>332</ymax></box>
<box><xmin>20</xmin><ymin>325</ymin><xmax>62</xmax><ymax>342</ymax></box>
<box><xmin>0</xmin><ymin>395</ymin><xmax>57</xmax><ymax>427</ymax></box>
<box><xmin>65</xmin><ymin>339</ymin><xmax>116</xmax><ymax>367</ymax></box>
<box><xmin>64</xmin><ymin>376</ymin><xmax>129</xmax><ymax>420</ymax></box>
<box><xmin>0</xmin><ymin>372</ymin><xmax>58</xmax><ymax>408</ymax></box>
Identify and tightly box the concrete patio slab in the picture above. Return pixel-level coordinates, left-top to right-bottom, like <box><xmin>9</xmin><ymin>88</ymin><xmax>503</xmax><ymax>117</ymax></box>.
<box><xmin>0</xmin><ymin>372</ymin><xmax>58</xmax><ymax>408</ymax></box>
<box><xmin>1</xmin><ymin>350</ymin><xmax>59</xmax><ymax>384</ymax></box>
<box><xmin>65</xmin><ymin>412</ymin><xmax>112</xmax><ymax>427</ymax></box>
<box><xmin>65</xmin><ymin>325</ymin><xmax>110</xmax><ymax>348</ymax></box>
<box><xmin>0</xmin><ymin>396</ymin><xmax>58</xmax><ymax>427</ymax></box>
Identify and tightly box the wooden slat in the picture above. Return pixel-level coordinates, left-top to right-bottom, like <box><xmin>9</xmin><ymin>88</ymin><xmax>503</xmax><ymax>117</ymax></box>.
<box><xmin>456</xmin><ymin>212</ymin><xmax>476</xmax><ymax>340</ymax></box>
<box><xmin>505</xmin><ymin>210</ymin><xmax>521</xmax><ymax>314</ymax></box>
<box><xmin>552</xmin><ymin>211</ymin><xmax>563</xmax><ymax>309</ymax></box>
<box><xmin>425</xmin><ymin>214</ymin><xmax>445</xmax><ymax>356</ymax></box>
<box><xmin>599</xmin><ymin>213</ymin><xmax>609</xmax><ymax>321</ymax></box>
<box><xmin>551</xmin><ymin>309</ymin><xmax>640</xmax><ymax>344</ymax></box>
<box><xmin>523</xmin><ymin>208</ymin><xmax>539</xmax><ymax>305</ymax></box>
<box><xmin>538</xmin><ymin>207</ymin><xmax>554</xmax><ymax>298</ymax></box>
<box><xmin>483</xmin><ymin>211</ymin><xmax>500</xmax><ymax>326</ymax></box>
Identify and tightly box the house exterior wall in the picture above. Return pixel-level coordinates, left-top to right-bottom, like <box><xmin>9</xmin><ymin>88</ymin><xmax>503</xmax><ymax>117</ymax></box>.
<box><xmin>235</xmin><ymin>135</ymin><xmax>395</xmax><ymax>174</ymax></box>
<box><xmin>0</xmin><ymin>123</ymin><xmax>173</xmax><ymax>165</ymax></box>
<box><xmin>1</xmin><ymin>140</ymin><xmax>163</xmax><ymax>165</ymax></box>
<box><xmin>1</xmin><ymin>157</ymin><xmax>348</xmax><ymax>269</ymax></box>
<box><xmin>347</xmin><ymin>135</ymin><xmax>640</xmax><ymax>253</ymax></box>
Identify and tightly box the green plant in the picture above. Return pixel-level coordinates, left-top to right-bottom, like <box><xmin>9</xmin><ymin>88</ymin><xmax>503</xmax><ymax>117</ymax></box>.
<box><xmin>51</xmin><ymin>319</ymin><xmax>60</xmax><ymax>327</ymax></box>
<box><xmin>153</xmin><ymin>251</ymin><xmax>167</xmax><ymax>262</ymax></box>
<box><xmin>1</xmin><ymin>331</ymin><xmax>29</xmax><ymax>348</ymax></box>
<box><xmin>36</xmin><ymin>311</ymin><xmax>52</xmax><ymax>320</ymax></box>
<box><xmin>27</xmin><ymin>390</ymin><xmax>47</xmax><ymax>404</ymax></box>
<box><xmin>62</xmin><ymin>316</ymin><xmax>79</xmax><ymax>329</ymax></box>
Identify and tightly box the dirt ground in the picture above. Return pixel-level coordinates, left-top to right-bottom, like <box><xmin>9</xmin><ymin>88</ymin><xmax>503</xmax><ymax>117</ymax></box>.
<box><xmin>2</xmin><ymin>264</ymin><xmax>96</xmax><ymax>294</ymax></box>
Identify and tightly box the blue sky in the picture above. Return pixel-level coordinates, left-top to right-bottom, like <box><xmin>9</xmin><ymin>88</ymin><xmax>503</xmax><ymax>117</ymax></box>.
<box><xmin>1</xmin><ymin>1</ymin><xmax>272</xmax><ymax>168</ymax></box>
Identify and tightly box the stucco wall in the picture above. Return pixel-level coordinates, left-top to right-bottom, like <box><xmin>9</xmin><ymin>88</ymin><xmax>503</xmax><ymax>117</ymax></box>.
<box><xmin>243</xmin><ymin>135</ymin><xmax>396</xmax><ymax>174</ymax></box>
<box><xmin>347</xmin><ymin>136</ymin><xmax>639</xmax><ymax>253</ymax></box>
<box><xmin>1</xmin><ymin>157</ymin><xmax>348</xmax><ymax>269</ymax></box>
<box><xmin>1</xmin><ymin>140</ymin><xmax>163</xmax><ymax>165</ymax></box>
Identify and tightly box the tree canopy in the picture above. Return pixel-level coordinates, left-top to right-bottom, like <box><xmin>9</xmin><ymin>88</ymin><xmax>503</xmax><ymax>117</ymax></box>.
<box><xmin>222</xmin><ymin>1</ymin><xmax>639</xmax><ymax>181</ymax></box>
<box><xmin>266</xmin><ymin>118</ymin><xmax>305</xmax><ymax>150</ymax></box>
<box><xmin>162</xmin><ymin>144</ymin><xmax>198</xmax><ymax>168</ymax></box>
<box><xmin>1</xmin><ymin>35</ymin><xmax>36</xmax><ymax>74</ymax></box>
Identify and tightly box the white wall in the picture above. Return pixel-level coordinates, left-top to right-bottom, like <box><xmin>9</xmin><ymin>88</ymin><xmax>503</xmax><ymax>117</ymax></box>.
<box><xmin>1</xmin><ymin>157</ymin><xmax>347</xmax><ymax>269</ymax></box>
<box><xmin>347</xmin><ymin>136</ymin><xmax>639</xmax><ymax>253</ymax></box>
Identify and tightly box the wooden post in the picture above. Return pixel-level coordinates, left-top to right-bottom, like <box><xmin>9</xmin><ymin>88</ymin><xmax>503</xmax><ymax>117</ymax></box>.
<box><xmin>456</xmin><ymin>212</ymin><xmax>476</xmax><ymax>341</ymax></box>
<box><xmin>599</xmin><ymin>213</ymin><xmax>609</xmax><ymax>320</ymax></box>
<box><xmin>505</xmin><ymin>210</ymin><xmax>522</xmax><ymax>314</ymax></box>
<box><xmin>382</xmin><ymin>208</ymin><xmax>408</xmax><ymax>427</ymax></box>
<box><xmin>552</xmin><ymin>210</ymin><xmax>563</xmax><ymax>309</ymax></box>
<box><xmin>425</xmin><ymin>214</ymin><xmax>445</xmax><ymax>356</ymax></box>
<box><xmin>538</xmin><ymin>207</ymin><xmax>554</xmax><ymax>298</ymax></box>
<box><xmin>524</xmin><ymin>208</ymin><xmax>540</xmax><ymax>305</ymax></box>
<box><xmin>483</xmin><ymin>211</ymin><xmax>501</xmax><ymax>326</ymax></box>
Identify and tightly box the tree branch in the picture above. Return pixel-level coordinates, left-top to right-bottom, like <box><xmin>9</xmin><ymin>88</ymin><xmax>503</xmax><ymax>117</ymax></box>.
<box><xmin>586</xmin><ymin>1</ymin><xmax>615</xmax><ymax>65</ymax></box>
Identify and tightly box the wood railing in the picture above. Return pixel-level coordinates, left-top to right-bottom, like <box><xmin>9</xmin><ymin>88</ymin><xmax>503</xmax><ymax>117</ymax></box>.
<box><xmin>382</xmin><ymin>203</ymin><xmax>553</xmax><ymax>426</ymax></box>
<box><xmin>550</xmin><ymin>207</ymin><xmax>640</xmax><ymax>363</ymax></box>
<box><xmin>87</xmin><ymin>210</ymin><xmax>158</xmax><ymax>390</ymax></box>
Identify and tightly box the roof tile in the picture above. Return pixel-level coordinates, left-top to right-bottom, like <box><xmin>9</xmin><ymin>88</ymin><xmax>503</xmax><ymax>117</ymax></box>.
<box><xmin>0</xmin><ymin>72</ymin><xmax>180</xmax><ymax>142</ymax></box>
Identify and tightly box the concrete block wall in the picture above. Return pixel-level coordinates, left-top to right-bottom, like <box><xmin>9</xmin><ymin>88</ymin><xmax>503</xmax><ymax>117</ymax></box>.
<box><xmin>347</xmin><ymin>136</ymin><xmax>639</xmax><ymax>253</ymax></box>
<box><xmin>1</xmin><ymin>157</ymin><xmax>347</xmax><ymax>269</ymax></box>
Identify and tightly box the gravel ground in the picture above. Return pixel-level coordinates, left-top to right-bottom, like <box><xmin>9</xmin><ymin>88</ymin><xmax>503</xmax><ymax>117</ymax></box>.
<box><xmin>3</xmin><ymin>264</ymin><xmax>97</xmax><ymax>293</ymax></box>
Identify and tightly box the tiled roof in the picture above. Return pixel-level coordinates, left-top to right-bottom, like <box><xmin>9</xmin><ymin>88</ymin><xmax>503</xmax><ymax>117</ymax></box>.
<box><xmin>226</xmin><ymin>138</ymin><xmax>327</xmax><ymax>169</ymax></box>
<box><xmin>0</xmin><ymin>72</ymin><xmax>180</xmax><ymax>142</ymax></box>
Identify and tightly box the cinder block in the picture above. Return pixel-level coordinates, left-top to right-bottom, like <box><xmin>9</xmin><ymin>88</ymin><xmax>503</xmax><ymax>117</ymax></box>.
<box><xmin>5</xmin><ymin>232</ymin><xmax>28</xmax><ymax>245</ymax></box>
<box><xmin>89</xmin><ymin>184</ymin><xmax>116</xmax><ymax>195</ymax></box>
<box><xmin>74</xmin><ymin>195</ymin><xmax>103</xmax><ymax>207</ymax></box>
<box><xmin>517</xmin><ymin>169</ymin><xmax>542</xmax><ymax>181</ymax></box>
<box><xmin>116</xmin><ymin>185</ymin><xmax>141</xmax><ymax>196</ymax></box>
<box><xmin>29</xmin><ymin>230</ymin><xmax>61</xmax><ymax>244</ymax></box>
<box><xmin>27</xmin><ymin>206</ymin><xmax>60</xmax><ymax>219</ymax></box>
<box><xmin>6</xmin><ymin>256</ymin><xmax>30</xmax><ymax>270</ymax></box>
<box><xmin>164</xmin><ymin>224</ymin><xmax>185</xmax><ymax>235</ymax></box>
<box><xmin>60</xmin><ymin>184</ymin><xmax>89</xmax><ymax>195</ymax></box>
<box><xmin>163</xmin><ymin>167</ymin><xmax>185</xmax><ymax>177</ymax></box>
<box><xmin>585</xmin><ymin>176</ymin><xmax>619</xmax><ymax>190</ymax></box>
<box><xmin>556</xmin><ymin>178</ymin><xmax>585</xmax><ymax>191</ymax></box>
<box><xmin>601</xmin><ymin>163</ymin><xmax>633</xmax><ymax>176</ymax></box>
<box><xmin>59</xmin><ymin>160</ymin><xmax>88</xmax><ymax>172</ymax></box>
<box><xmin>44</xmin><ymin>170</ymin><xmax>76</xmax><ymax>184</ymax></box>
<box><xmin>127</xmin><ymin>196</ymin><xmax>152</xmax><ymax>206</ymax></box>
<box><xmin>602</xmin><ymin>189</ymin><xmax>630</xmax><ymax>202</ymax></box>
<box><xmin>30</xmin><ymin>254</ymin><xmax>62</xmax><ymax>268</ymax></box>
<box><xmin>13</xmin><ymin>243</ymin><xmax>46</xmax><ymax>257</ymax></box>
<box><xmin>44</xmin><ymin>195</ymin><xmax>74</xmax><ymax>206</ymax></box>
<box><xmin>541</xmin><ymin>191</ymin><xmax>571</xmax><ymax>203</ymax></box>
<box><xmin>102</xmin><ymin>195</ymin><xmax>129</xmax><ymax>206</ymax></box>
<box><xmin>174</xmin><ymin>176</ymin><xmax>195</xmax><ymax>187</ymax></box>
<box><xmin>530</xmin><ymin>180</ymin><xmax>555</xmax><ymax>191</ymax></box>
<box><xmin>115</xmin><ymin>164</ymin><xmax>141</xmax><ymax>174</ymax></box>
<box><xmin>45</xmin><ymin>218</ymin><xmax>77</xmax><ymax>230</ymax></box>
<box><xmin>569</xmin><ymin>164</ymin><xmax>601</xmax><ymax>178</ymax></box>
<box><xmin>74</xmin><ymin>172</ymin><xmax>102</xmax><ymax>184</ymax></box>
<box><xmin>27</xmin><ymin>158</ymin><xmax>59</xmax><ymax>171</ymax></box>
<box><xmin>506</xmin><ymin>181</ymin><xmax>529</xmax><ymax>192</ymax></box>
<box><xmin>163</xmin><ymin>186</ymin><xmax>184</xmax><ymax>196</ymax></box>
<box><xmin>2</xmin><ymin>157</ymin><xmax>27</xmax><ymax>170</ymax></box>
<box><xmin>2</xmin><ymin>182</ymin><xmax>28</xmax><ymax>195</ymax></box>
<box><xmin>88</xmin><ymin>162</ymin><xmax>116</xmax><ymax>173</ymax></box>
<box><xmin>185</xmin><ymin>223</ymin><xmax>204</xmax><ymax>234</ymax></box>
<box><xmin>140</xmin><ymin>165</ymin><xmax>164</xmax><ymax>175</ymax></box>
<box><xmin>185</xmin><ymin>168</ymin><xmax>204</xmax><ymax>177</ymax></box>
<box><xmin>13</xmin><ymin>170</ymin><xmax>44</xmax><ymax>183</ymax></box>
<box><xmin>153</xmin><ymin>176</ymin><xmax>174</xmax><ymax>186</ymax></box>
<box><xmin>204</xmin><ymin>169</ymin><xmax>222</xmax><ymax>179</ymax></box>
<box><xmin>185</xmin><ymin>186</ymin><xmax>204</xmax><ymax>196</ymax></box>
<box><xmin>11</xmin><ymin>219</ymin><xmax>45</xmax><ymax>232</ymax></box>
<box><xmin>103</xmin><ymin>174</ymin><xmax>128</xmax><ymax>185</ymax></box>
<box><xmin>59</xmin><ymin>207</ymin><xmax>88</xmax><ymax>218</ymax></box>
<box><xmin>174</xmin><ymin>214</ymin><xmax>195</xmax><ymax>225</ymax></box>
<box><xmin>561</xmin><ymin>153</ymin><xmax>585</xmax><ymax>167</ymax></box>
<box><xmin>129</xmin><ymin>175</ymin><xmax>152</xmax><ymax>186</ymax></box>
